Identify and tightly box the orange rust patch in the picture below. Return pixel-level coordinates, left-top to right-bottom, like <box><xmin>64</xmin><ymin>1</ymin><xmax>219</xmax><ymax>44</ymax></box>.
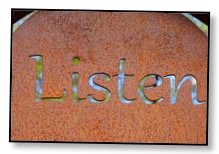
<box><xmin>11</xmin><ymin>11</ymin><xmax>208</xmax><ymax>143</ymax></box>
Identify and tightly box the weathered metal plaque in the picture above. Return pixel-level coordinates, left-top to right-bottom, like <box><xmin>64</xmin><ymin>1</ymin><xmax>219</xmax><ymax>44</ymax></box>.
<box><xmin>10</xmin><ymin>10</ymin><xmax>209</xmax><ymax>144</ymax></box>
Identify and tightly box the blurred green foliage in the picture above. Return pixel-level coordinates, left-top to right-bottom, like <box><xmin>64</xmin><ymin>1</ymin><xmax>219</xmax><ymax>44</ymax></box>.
<box><xmin>13</xmin><ymin>11</ymin><xmax>37</xmax><ymax>33</ymax></box>
<box><xmin>182</xmin><ymin>13</ymin><xmax>208</xmax><ymax>36</ymax></box>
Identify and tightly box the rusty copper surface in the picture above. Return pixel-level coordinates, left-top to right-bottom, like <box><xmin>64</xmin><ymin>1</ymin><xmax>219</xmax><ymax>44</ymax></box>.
<box><xmin>11</xmin><ymin>11</ymin><xmax>208</xmax><ymax>143</ymax></box>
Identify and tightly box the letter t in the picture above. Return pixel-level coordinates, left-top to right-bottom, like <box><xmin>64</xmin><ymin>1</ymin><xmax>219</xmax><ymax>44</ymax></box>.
<box><xmin>114</xmin><ymin>59</ymin><xmax>136</xmax><ymax>104</ymax></box>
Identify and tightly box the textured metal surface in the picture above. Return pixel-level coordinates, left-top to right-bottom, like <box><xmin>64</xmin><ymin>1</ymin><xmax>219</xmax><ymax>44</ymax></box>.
<box><xmin>11</xmin><ymin>11</ymin><xmax>208</xmax><ymax>143</ymax></box>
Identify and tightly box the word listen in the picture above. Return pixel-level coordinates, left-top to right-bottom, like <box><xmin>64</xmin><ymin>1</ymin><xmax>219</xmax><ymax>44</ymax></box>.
<box><xmin>30</xmin><ymin>56</ymin><xmax>204</xmax><ymax>105</ymax></box>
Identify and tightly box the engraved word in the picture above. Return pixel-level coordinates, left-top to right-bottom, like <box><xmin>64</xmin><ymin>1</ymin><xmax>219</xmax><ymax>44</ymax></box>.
<box><xmin>30</xmin><ymin>56</ymin><xmax>204</xmax><ymax>105</ymax></box>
